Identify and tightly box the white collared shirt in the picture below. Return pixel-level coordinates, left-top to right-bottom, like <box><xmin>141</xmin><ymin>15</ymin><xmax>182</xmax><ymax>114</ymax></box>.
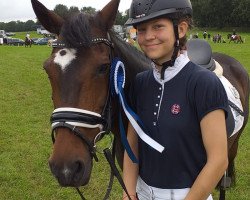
<box><xmin>152</xmin><ymin>51</ymin><xmax>190</xmax><ymax>84</ymax></box>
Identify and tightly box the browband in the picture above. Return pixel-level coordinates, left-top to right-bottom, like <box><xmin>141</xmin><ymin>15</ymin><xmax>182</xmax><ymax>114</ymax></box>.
<box><xmin>52</xmin><ymin>37</ymin><xmax>113</xmax><ymax>49</ymax></box>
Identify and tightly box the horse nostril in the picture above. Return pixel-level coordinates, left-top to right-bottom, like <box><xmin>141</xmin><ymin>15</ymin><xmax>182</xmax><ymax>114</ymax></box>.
<box><xmin>74</xmin><ymin>160</ymin><xmax>85</xmax><ymax>175</ymax></box>
<box><xmin>76</xmin><ymin>161</ymin><xmax>84</xmax><ymax>172</ymax></box>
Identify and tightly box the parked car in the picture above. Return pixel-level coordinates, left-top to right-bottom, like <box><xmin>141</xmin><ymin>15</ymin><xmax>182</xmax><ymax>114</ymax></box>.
<box><xmin>31</xmin><ymin>38</ymin><xmax>40</xmax><ymax>44</ymax></box>
<box><xmin>7</xmin><ymin>38</ymin><xmax>24</xmax><ymax>46</ymax></box>
<box><xmin>34</xmin><ymin>37</ymin><xmax>50</xmax><ymax>45</ymax></box>
<box><xmin>6</xmin><ymin>32</ymin><xmax>15</xmax><ymax>36</ymax></box>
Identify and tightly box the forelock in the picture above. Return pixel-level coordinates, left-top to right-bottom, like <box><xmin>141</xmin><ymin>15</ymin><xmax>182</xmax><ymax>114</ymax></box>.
<box><xmin>60</xmin><ymin>13</ymin><xmax>97</xmax><ymax>48</ymax></box>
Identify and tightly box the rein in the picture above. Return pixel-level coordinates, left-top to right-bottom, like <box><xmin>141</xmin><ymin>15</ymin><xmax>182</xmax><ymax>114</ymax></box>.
<box><xmin>50</xmin><ymin>35</ymin><xmax>132</xmax><ymax>200</ymax></box>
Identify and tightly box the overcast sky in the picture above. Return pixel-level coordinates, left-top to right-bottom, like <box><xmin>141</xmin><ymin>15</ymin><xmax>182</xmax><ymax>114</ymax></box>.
<box><xmin>0</xmin><ymin>0</ymin><xmax>132</xmax><ymax>22</ymax></box>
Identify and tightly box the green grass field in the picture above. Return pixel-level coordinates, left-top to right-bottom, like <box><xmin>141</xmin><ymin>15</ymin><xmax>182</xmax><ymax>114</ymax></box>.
<box><xmin>0</xmin><ymin>31</ymin><xmax>249</xmax><ymax>200</ymax></box>
<box><xmin>9</xmin><ymin>32</ymin><xmax>44</xmax><ymax>40</ymax></box>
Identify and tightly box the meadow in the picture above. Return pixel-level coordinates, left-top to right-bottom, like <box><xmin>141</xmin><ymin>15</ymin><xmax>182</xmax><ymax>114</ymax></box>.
<box><xmin>0</xmin><ymin>31</ymin><xmax>249</xmax><ymax>200</ymax></box>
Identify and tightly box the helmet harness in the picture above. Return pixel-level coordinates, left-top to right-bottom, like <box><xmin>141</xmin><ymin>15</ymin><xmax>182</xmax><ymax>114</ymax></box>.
<box><xmin>159</xmin><ymin>18</ymin><xmax>180</xmax><ymax>80</ymax></box>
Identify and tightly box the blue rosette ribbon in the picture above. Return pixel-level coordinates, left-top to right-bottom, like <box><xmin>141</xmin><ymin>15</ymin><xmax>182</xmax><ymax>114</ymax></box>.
<box><xmin>110</xmin><ymin>58</ymin><xmax>165</xmax><ymax>163</ymax></box>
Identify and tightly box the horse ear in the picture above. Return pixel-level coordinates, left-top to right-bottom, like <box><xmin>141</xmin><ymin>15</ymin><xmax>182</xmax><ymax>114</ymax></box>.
<box><xmin>97</xmin><ymin>0</ymin><xmax>120</xmax><ymax>30</ymax></box>
<box><xmin>31</xmin><ymin>0</ymin><xmax>64</xmax><ymax>35</ymax></box>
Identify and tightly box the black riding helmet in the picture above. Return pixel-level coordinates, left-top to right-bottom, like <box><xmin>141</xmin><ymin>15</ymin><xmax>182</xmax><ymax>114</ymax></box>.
<box><xmin>125</xmin><ymin>0</ymin><xmax>193</xmax><ymax>79</ymax></box>
<box><xmin>125</xmin><ymin>0</ymin><xmax>192</xmax><ymax>26</ymax></box>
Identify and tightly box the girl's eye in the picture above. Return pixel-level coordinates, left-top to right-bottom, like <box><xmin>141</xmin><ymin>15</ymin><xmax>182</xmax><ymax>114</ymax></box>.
<box><xmin>98</xmin><ymin>64</ymin><xmax>109</xmax><ymax>74</ymax></box>
<box><xmin>153</xmin><ymin>24</ymin><xmax>163</xmax><ymax>30</ymax></box>
<box><xmin>137</xmin><ymin>28</ymin><xmax>145</xmax><ymax>34</ymax></box>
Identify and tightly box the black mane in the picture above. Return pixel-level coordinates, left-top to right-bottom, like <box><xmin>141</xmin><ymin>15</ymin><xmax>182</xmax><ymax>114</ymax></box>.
<box><xmin>110</xmin><ymin>31</ymin><xmax>151</xmax><ymax>72</ymax></box>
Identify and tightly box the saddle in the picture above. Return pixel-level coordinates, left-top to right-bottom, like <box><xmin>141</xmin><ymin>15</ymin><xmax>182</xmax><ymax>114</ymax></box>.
<box><xmin>186</xmin><ymin>39</ymin><xmax>244</xmax><ymax>138</ymax></box>
<box><xmin>186</xmin><ymin>39</ymin><xmax>216</xmax><ymax>71</ymax></box>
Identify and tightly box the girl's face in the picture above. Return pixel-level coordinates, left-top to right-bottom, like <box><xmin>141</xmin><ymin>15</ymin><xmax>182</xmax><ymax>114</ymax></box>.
<box><xmin>137</xmin><ymin>18</ymin><xmax>187</xmax><ymax>65</ymax></box>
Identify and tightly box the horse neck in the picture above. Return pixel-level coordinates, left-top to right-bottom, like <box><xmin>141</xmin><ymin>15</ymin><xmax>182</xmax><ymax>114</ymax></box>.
<box><xmin>109</xmin><ymin>32</ymin><xmax>151</xmax><ymax>137</ymax></box>
<box><xmin>110</xmin><ymin>32</ymin><xmax>151</xmax><ymax>80</ymax></box>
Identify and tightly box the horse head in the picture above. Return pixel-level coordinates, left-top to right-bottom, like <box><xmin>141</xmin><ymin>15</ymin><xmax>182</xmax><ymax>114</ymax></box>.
<box><xmin>31</xmin><ymin>0</ymin><xmax>120</xmax><ymax>187</ymax></box>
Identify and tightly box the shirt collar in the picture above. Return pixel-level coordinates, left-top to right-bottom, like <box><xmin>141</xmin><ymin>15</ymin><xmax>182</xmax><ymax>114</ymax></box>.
<box><xmin>152</xmin><ymin>50</ymin><xmax>190</xmax><ymax>84</ymax></box>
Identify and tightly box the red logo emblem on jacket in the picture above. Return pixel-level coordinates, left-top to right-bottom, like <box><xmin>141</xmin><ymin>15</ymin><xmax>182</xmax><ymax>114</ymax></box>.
<box><xmin>171</xmin><ymin>104</ymin><xmax>181</xmax><ymax>114</ymax></box>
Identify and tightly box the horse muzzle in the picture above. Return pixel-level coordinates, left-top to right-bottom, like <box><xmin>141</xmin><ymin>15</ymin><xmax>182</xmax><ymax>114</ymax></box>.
<box><xmin>48</xmin><ymin>150</ymin><xmax>93</xmax><ymax>187</ymax></box>
<box><xmin>48</xmin><ymin>107</ymin><xmax>109</xmax><ymax>187</ymax></box>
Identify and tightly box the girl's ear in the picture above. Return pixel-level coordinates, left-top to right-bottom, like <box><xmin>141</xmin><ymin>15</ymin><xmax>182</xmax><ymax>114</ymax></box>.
<box><xmin>178</xmin><ymin>21</ymin><xmax>189</xmax><ymax>39</ymax></box>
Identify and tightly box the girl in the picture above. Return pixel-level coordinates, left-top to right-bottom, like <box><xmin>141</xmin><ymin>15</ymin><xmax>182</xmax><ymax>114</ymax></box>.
<box><xmin>123</xmin><ymin>0</ymin><xmax>228</xmax><ymax>199</ymax></box>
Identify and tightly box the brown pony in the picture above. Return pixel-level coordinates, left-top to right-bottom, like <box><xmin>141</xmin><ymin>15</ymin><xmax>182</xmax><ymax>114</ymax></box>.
<box><xmin>31</xmin><ymin>0</ymin><xmax>249</xmax><ymax>199</ymax></box>
<box><xmin>25</xmin><ymin>36</ymin><xmax>32</xmax><ymax>47</ymax></box>
<box><xmin>228</xmin><ymin>34</ymin><xmax>244</xmax><ymax>43</ymax></box>
<box><xmin>31</xmin><ymin>0</ymin><xmax>150</xmax><ymax>191</ymax></box>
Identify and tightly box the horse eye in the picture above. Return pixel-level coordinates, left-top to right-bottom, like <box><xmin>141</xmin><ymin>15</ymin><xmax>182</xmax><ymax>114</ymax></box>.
<box><xmin>98</xmin><ymin>64</ymin><xmax>109</xmax><ymax>74</ymax></box>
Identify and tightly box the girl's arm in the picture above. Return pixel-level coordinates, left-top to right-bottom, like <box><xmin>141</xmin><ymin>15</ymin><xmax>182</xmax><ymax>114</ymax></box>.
<box><xmin>185</xmin><ymin>109</ymin><xmax>228</xmax><ymax>200</ymax></box>
<box><xmin>122</xmin><ymin>122</ymin><xmax>139</xmax><ymax>200</ymax></box>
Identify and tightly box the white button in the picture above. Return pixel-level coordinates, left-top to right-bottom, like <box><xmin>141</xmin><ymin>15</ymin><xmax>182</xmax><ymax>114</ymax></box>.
<box><xmin>154</xmin><ymin>112</ymin><xmax>157</xmax><ymax>115</ymax></box>
<box><xmin>153</xmin><ymin>122</ymin><xmax>156</xmax><ymax>126</ymax></box>
<box><xmin>159</xmin><ymin>87</ymin><xmax>162</xmax><ymax>90</ymax></box>
<box><xmin>158</xmin><ymin>95</ymin><xmax>160</xmax><ymax>98</ymax></box>
<box><xmin>156</xmin><ymin>104</ymin><xmax>159</xmax><ymax>107</ymax></box>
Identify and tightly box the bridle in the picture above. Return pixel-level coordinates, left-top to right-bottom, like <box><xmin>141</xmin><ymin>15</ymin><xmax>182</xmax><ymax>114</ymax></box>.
<box><xmin>50</xmin><ymin>35</ymin><xmax>133</xmax><ymax>200</ymax></box>
<box><xmin>51</xmin><ymin>107</ymin><xmax>111</xmax><ymax>162</ymax></box>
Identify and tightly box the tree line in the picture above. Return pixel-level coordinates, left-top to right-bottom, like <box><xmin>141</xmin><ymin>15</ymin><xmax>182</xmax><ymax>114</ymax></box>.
<box><xmin>0</xmin><ymin>20</ymin><xmax>38</xmax><ymax>32</ymax></box>
<box><xmin>0</xmin><ymin>4</ymin><xmax>128</xmax><ymax>32</ymax></box>
<box><xmin>52</xmin><ymin>4</ymin><xmax>128</xmax><ymax>25</ymax></box>
<box><xmin>192</xmin><ymin>0</ymin><xmax>250</xmax><ymax>28</ymax></box>
<box><xmin>0</xmin><ymin>0</ymin><xmax>249</xmax><ymax>32</ymax></box>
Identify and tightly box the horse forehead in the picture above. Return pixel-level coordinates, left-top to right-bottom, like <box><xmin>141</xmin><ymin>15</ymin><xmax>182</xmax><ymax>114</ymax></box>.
<box><xmin>54</xmin><ymin>48</ymin><xmax>77</xmax><ymax>71</ymax></box>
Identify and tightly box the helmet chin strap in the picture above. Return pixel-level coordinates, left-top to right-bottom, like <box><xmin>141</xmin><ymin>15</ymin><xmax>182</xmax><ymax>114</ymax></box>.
<box><xmin>153</xmin><ymin>20</ymin><xmax>180</xmax><ymax>80</ymax></box>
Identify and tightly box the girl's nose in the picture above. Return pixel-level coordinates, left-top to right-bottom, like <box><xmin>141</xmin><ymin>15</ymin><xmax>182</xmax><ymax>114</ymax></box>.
<box><xmin>144</xmin><ymin>29</ymin><xmax>156</xmax><ymax>40</ymax></box>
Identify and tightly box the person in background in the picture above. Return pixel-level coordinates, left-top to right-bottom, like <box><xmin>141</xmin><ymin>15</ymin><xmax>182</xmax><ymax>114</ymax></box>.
<box><xmin>26</xmin><ymin>32</ymin><xmax>31</xmax><ymax>41</ymax></box>
<box><xmin>203</xmin><ymin>30</ymin><xmax>207</xmax><ymax>39</ymax></box>
<box><xmin>232</xmin><ymin>29</ymin><xmax>236</xmax><ymax>35</ymax></box>
<box><xmin>208</xmin><ymin>33</ymin><xmax>211</xmax><ymax>40</ymax></box>
<box><xmin>123</xmin><ymin>0</ymin><xmax>228</xmax><ymax>199</ymax></box>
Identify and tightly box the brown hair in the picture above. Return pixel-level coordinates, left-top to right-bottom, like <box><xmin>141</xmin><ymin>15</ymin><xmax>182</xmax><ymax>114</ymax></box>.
<box><xmin>178</xmin><ymin>16</ymin><xmax>193</xmax><ymax>50</ymax></box>
<box><xmin>162</xmin><ymin>13</ymin><xmax>193</xmax><ymax>50</ymax></box>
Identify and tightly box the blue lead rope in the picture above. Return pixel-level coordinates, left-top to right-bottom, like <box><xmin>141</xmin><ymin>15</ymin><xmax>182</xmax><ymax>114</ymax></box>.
<box><xmin>110</xmin><ymin>58</ymin><xmax>165</xmax><ymax>163</ymax></box>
